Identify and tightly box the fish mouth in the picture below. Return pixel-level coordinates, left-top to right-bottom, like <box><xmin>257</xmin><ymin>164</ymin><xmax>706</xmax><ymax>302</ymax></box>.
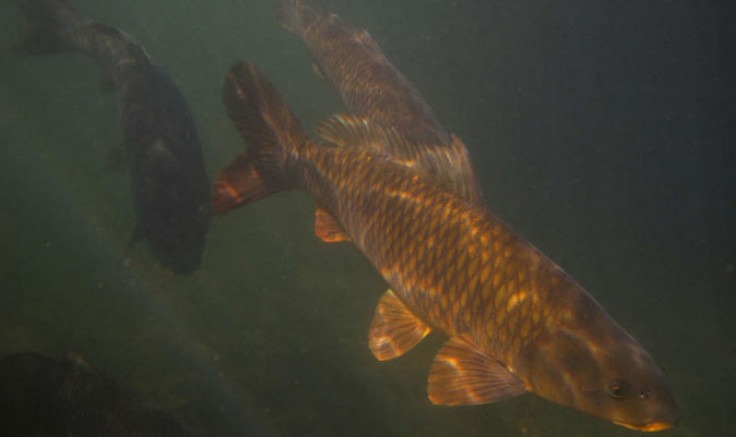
<box><xmin>613</xmin><ymin>420</ymin><xmax>675</xmax><ymax>432</ymax></box>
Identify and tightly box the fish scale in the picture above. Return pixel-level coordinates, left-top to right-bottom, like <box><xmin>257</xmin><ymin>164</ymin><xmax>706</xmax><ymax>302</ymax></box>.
<box><xmin>295</xmin><ymin>140</ymin><xmax>551</xmax><ymax>361</ymax></box>
<box><xmin>268</xmin><ymin>1</ymin><xmax>680</xmax><ymax>428</ymax></box>
<box><xmin>277</xmin><ymin>0</ymin><xmax>482</xmax><ymax>205</ymax></box>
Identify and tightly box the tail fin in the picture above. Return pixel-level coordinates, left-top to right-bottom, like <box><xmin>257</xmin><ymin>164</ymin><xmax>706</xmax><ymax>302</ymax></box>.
<box><xmin>213</xmin><ymin>62</ymin><xmax>308</xmax><ymax>214</ymax></box>
<box><xmin>275</xmin><ymin>0</ymin><xmax>320</xmax><ymax>36</ymax></box>
<box><xmin>14</xmin><ymin>0</ymin><xmax>80</xmax><ymax>55</ymax></box>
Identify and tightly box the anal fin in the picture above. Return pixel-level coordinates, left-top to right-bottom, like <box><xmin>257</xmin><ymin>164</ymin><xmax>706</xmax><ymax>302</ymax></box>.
<box><xmin>315</xmin><ymin>207</ymin><xmax>351</xmax><ymax>242</ymax></box>
<box><xmin>369</xmin><ymin>289</ymin><xmax>431</xmax><ymax>360</ymax></box>
<box><xmin>428</xmin><ymin>335</ymin><xmax>526</xmax><ymax>406</ymax></box>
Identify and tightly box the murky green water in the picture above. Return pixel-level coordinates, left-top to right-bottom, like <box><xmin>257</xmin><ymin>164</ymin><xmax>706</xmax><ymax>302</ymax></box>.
<box><xmin>1</xmin><ymin>1</ymin><xmax>732</xmax><ymax>436</ymax></box>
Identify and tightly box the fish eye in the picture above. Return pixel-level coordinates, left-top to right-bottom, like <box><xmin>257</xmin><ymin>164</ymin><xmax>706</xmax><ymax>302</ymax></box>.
<box><xmin>606</xmin><ymin>380</ymin><xmax>632</xmax><ymax>399</ymax></box>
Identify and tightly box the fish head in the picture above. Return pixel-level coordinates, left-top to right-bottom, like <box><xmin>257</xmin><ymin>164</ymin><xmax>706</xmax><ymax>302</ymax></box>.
<box><xmin>518</xmin><ymin>320</ymin><xmax>682</xmax><ymax>431</ymax></box>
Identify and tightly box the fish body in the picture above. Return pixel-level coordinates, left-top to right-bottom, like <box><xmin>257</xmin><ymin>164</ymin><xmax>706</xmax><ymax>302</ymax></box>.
<box><xmin>0</xmin><ymin>352</ymin><xmax>196</xmax><ymax>437</ymax></box>
<box><xmin>214</xmin><ymin>63</ymin><xmax>681</xmax><ymax>431</ymax></box>
<box><xmin>277</xmin><ymin>0</ymin><xmax>446</xmax><ymax>145</ymax></box>
<box><xmin>16</xmin><ymin>0</ymin><xmax>210</xmax><ymax>274</ymax></box>
<box><xmin>277</xmin><ymin>0</ymin><xmax>481</xmax><ymax>204</ymax></box>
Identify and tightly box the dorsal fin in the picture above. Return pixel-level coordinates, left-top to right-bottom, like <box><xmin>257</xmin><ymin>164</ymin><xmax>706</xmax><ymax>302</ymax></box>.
<box><xmin>353</xmin><ymin>28</ymin><xmax>383</xmax><ymax>53</ymax></box>
<box><xmin>315</xmin><ymin>114</ymin><xmax>407</xmax><ymax>153</ymax></box>
<box><xmin>369</xmin><ymin>289</ymin><xmax>431</xmax><ymax>360</ymax></box>
<box><xmin>316</xmin><ymin>114</ymin><xmax>482</xmax><ymax>204</ymax></box>
<box><xmin>315</xmin><ymin>114</ymin><xmax>435</xmax><ymax>174</ymax></box>
<box><xmin>444</xmin><ymin>134</ymin><xmax>483</xmax><ymax>205</ymax></box>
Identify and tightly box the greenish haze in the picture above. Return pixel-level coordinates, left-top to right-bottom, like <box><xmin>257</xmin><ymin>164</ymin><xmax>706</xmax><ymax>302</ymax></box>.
<box><xmin>1</xmin><ymin>1</ymin><xmax>732</xmax><ymax>436</ymax></box>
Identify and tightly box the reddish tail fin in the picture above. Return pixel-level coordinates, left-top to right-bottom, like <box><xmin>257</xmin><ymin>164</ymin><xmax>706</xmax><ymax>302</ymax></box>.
<box><xmin>275</xmin><ymin>0</ymin><xmax>320</xmax><ymax>36</ymax></box>
<box><xmin>213</xmin><ymin>62</ymin><xmax>308</xmax><ymax>214</ymax></box>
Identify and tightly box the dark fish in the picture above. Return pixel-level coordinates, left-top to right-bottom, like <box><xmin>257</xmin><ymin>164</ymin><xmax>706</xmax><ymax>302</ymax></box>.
<box><xmin>0</xmin><ymin>352</ymin><xmax>195</xmax><ymax>437</ymax></box>
<box><xmin>16</xmin><ymin>0</ymin><xmax>211</xmax><ymax>274</ymax></box>
<box><xmin>213</xmin><ymin>63</ymin><xmax>682</xmax><ymax>431</ymax></box>
<box><xmin>276</xmin><ymin>0</ymin><xmax>482</xmax><ymax>205</ymax></box>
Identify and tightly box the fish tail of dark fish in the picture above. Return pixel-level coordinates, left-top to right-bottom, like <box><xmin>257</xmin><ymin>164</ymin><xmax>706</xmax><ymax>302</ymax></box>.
<box><xmin>16</xmin><ymin>0</ymin><xmax>148</xmax><ymax>82</ymax></box>
<box><xmin>14</xmin><ymin>0</ymin><xmax>84</xmax><ymax>55</ymax></box>
<box><xmin>213</xmin><ymin>62</ymin><xmax>308</xmax><ymax>214</ymax></box>
<box><xmin>275</xmin><ymin>0</ymin><xmax>319</xmax><ymax>36</ymax></box>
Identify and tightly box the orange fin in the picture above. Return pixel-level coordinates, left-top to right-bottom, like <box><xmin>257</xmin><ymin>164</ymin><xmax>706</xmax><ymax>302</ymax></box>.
<box><xmin>213</xmin><ymin>153</ymin><xmax>272</xmax><ymax>214</ymax></box>
<box><xmin>315</xmin><ymin>207</ymin><xmax>351</xmax><ymax>242</ymax></box>
<box><xmin>315</xmin><ymin>115</ymin><xmax>482</xmax><ymax>205</ymax></box>
<box><xmin>214</xmin><ymin>62</ymin><xmax>307</xmax><ymax>214</ymax></box>
<box><xmin>369</xmin><ymin>289</ymin><xmax>431</xmax><ymax>361</ymax></box>
<box><xmin>315</xmin><ymin>114</ymin><xmax>407</xmax><ymax>153</ymax></box>
<box><xmin>446</xmin><ymin>134</ymin><xmax>483</xmax><ymax>205</ymax></box>
<box><xmin>428</xmin><ymin>336</ymin><xmax>526</xmax><ymax>405</ymax></box>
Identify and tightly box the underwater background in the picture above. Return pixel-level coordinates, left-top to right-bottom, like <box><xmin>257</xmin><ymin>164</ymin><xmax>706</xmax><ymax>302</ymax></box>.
<box><xmin>1</xmin><ymin>0</ymin><xmax>733</xmax><ymax>436</ymax></box>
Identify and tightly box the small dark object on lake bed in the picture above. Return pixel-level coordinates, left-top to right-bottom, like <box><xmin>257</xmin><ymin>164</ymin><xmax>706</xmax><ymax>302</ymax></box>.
<box><xmin>0</xmin><ymin>352</ymin><xmax>196</xmax><ymax>437</ymax></box>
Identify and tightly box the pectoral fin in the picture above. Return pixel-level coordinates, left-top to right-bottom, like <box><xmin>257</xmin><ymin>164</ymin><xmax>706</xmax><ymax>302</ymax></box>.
<box><xmin>428</xmin><ymin>336</ymin><xmax>526</xmax><ymax>406</ymax></box>
<box><xmin>369</xmin><ymin>289</ymin><xmax>431</xmax><ymax>360</ymax></box>
<box><xmin>315</xmin><ymin>207</ymin><xmax>351</xmax><ymax>242</ymax></box>
<box><xmin>310</xmin><ymin>62</ymin><xmax>325</xmax><ymax>80</ymax></box>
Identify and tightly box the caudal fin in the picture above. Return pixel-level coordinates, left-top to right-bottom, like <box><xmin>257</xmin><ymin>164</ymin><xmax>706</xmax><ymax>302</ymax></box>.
<box><xmin>213</xmin><ymin>62</ymin><xmax>308</xmax><ymax>214</ymax></box>
<box><xmin>15</xmin><ymin>0</ymin><xmax>80</xmax><ymax>55</ymax></box>
<box><xmin>275</xmin><ymin>0</ymin><xmax>320</xmax><ymax>36</ymax></box>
